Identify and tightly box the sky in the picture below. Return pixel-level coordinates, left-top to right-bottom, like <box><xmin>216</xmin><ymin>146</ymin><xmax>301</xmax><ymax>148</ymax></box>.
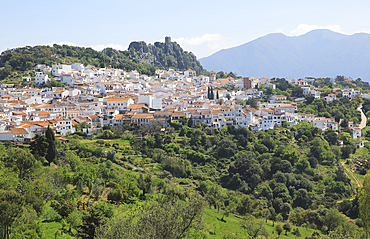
<box><xmin>1</xmin><ymin>0</ymin><xmax>370</xmax><ymax>58</ymax></box>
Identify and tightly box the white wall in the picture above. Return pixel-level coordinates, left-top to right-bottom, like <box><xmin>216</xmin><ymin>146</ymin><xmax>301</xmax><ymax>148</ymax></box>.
<box><xmin>138</xmin><ymin>95</ymin><xmax>153</xmax><ymax>108</ymax></box>
<box><xmin>152</xmin><ymin>98</ymin><xmax>163</xmax><ymax>110</ymax></box>
<box><xmin>0</xmin><ymin>132</ymin><xmax>13</xmax><ymax>141</ymax></box>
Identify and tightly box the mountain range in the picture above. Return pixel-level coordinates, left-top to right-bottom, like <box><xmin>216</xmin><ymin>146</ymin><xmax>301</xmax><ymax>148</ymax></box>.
<box><xmin>199</xmin><ymin>29</ymin><xmax>370</xmax><ymax>81</ymax></box>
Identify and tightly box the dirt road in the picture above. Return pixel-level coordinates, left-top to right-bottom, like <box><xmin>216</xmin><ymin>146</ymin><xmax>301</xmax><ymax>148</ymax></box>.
<box><xmin>341</xmin><ymin>161</ymin><xmax>362</xmax><ymax>188</ymax></box>
<box><xmin>357</xmin><ymin>104</ymin><xmax>367</xmax><ymax>129</ymax></box>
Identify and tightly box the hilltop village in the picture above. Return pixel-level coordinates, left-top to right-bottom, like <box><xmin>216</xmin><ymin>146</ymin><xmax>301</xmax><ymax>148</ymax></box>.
<box><xmin>0</xmin><ymin>62</ymin><xmax>365</xmax><ymax>142</ymax></box>
<box><xmin>0</xmin><ymin>43</ymin><xmax>370</xmax><ymax>239</ymax></box>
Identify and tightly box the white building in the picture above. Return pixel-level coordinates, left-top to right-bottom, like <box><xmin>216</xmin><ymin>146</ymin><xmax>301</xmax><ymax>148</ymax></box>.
<box><xmin>106</xmin><ymin>98</ymin><xmax>134</xmax><ymax>112</ymax></box>
<box><xmin>184</xmin><ymin>69</ymin><xmax>196</xmax><ymax>77</ymax></box>
<box><xmin>71</xmin><ymin>63</ymin><xmax>85</xmax><ymax>72</ymax></box>
<box><xmin>269</xmin><ymin>95</ymin><xmax>287</xmax><ymax>103</ymax></box>
<box><xmin>69</xmin><ymin>89</ymin><xmax>81</xmax><ymax>97</ymax></box>
<box><xmin>52</xmin><ymin>64</ymin><xmax>72</xmax><ymax>76</ymax></box>
<box><xmin>34</xmin><ymin>72</ymin><xmax>50</xmax><ymax>85</ymax></box>
<box><xmin>138</xmin><ymin>94</ymin><xmax>153</xmax><ymax>108</ymax></box>
<box><xmin>129</xmin><ymin>71</ymin><xmax>139</xmax><ymax>79</ymax></box>
<box><xmin>351</xmin><ymin>127</ymin><xmax>362</xmax><ymax>139</ymax></box>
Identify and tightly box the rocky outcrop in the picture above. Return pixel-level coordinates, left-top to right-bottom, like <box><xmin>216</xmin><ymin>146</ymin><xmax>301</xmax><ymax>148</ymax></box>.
<box><xmin>128</xmin><ymin>40</ymin><xmax>205</xmax><ymax>74</ymax></box>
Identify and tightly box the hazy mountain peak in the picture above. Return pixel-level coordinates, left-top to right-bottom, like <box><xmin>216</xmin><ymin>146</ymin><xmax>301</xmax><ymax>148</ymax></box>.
<box><xmin>299</xmin><ymin>29</ymin><xmax>347</xmax><ymax>41</ymax></box>
<box><xmin>200</xmin><ymin>29</ymin><xmax>370</xmax><ymax>81</ymax></box>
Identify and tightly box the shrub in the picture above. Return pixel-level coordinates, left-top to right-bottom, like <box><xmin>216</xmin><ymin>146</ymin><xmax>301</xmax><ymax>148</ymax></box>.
<box><xmin>42</xmin><ymin>207</ymin><xmax>62</xmax><ymax>222</ymax></box>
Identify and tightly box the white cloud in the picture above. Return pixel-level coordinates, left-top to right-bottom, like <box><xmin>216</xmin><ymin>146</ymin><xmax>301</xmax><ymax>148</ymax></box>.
<box><xmin>45</xmin><ymin>42</ymin><xmax>128</xmax><ymax>51</ymax></box>
<box><xmin>161</xmin><ymin>34</ymin><xmax>241</xmax><ymax>58</ymax></box>
<box><xmin>360</xmin><ymin>29</ymin><xmax>370</xmax><ymax>34</ymax></box>
<box><xmin>285</xmin><ymin>24</ymin><xmax>370</xmax><ymax>37</ymax></box>
<box><xmin>88</xmin><ymin>43</ymin><xmax>128</xmax><ymax>51</ymax></box>
<box><xmin>288</xmin><ymin>24</ymin><xmax>346</xmax><ymax>36</ymax></box>
<box><xmin>173</xmin><ymin>34</ymin><xmax>228</xmax><ymax>49</ymax></box>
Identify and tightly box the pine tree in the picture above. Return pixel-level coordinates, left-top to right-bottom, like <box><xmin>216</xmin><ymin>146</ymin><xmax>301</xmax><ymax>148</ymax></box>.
<box><xmin>360</xmin><ymin>172</ymin><xmax>370</xmax><ymax>238</ymax></box>
<box><xmin>45</xmin><ymin>126</ymin><xmax>56</xmax><ymax>165</ymax></box>
<box><xmin>77</xmin><ymin>207</ymin><xmax>106</xmax><ymax>239</ymax></box>
<box><xmin>188</xmin><ymin>116</ymin><xmax>193</xmax><ymax>127</ymax></box>
<box><xmin>30</xmin><ymin>134</ymin><xmax>48</xmax><ymax>159</ymax></box>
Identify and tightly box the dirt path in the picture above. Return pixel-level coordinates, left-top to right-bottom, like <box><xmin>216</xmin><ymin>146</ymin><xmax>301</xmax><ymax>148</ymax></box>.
<box><xmin>341</xmin><ymin>161</ymin><xmax>362</xmax><ymax>188</ymax></box>
<box><xmin>357</xmin><ymin>103</ymin><xmax>367</xmax><ymax>129</ymax></box>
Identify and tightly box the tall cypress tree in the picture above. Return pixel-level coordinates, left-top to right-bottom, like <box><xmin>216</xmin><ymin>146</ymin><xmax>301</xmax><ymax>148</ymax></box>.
<box><xmin>210</xmin><ymin>87</ymin><xmax>214</xmax><ymax>100</ymax></box>
<box><xmin>45</xmin><ymin>125</ymin><xmax>56</xmax><ymax>165</ymax></box>
<box><xmin>207</xmin><ymin>87</ymin><xmax>210</xmax><ymax>99</ymax></box>
<box><xmin>216</xmin><ymin>91</ymin><xmax>219</xmax><ymax>100</ymax></box>
<box><xmin>188</xmin><ymin>116</ymin><xmax>193</xmax><ymax>127</ymax></box>
<box><xmin>30</xmin><ymin>134</ymin><xmax>48</xmax><ymax>159</ymax></box>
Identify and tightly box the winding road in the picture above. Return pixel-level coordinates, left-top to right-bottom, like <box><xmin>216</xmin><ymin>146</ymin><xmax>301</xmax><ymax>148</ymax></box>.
<box><xmin>357</xmin><ymin>104</ymin><xmax>367</xmax><ymax>129</ymax></box>
<box><xmin>340</xmin><ymin>103</ymin><xmax>367</xmax><ymax>189</ymax></box>
<box><xmin>337</xmin><ymin>104</ymin><xmax>367</xmax><ymax>190</ymax></box>
<box><xmin>341</xmin><ymin>161</ymin><xmax>362</xmax><ymax>188</ymax></box>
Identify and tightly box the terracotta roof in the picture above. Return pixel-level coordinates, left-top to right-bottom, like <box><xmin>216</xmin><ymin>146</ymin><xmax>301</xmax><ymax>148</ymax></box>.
<box><xmin>113</xmin><ymin>114</ymin><xmax>124</xmax><ymax>120</ymax></box>
<box><xmin>10</xmin><ymin>128</ymin><xmax>29</xmax><ymax>135</ymax></box>
<box><xmin>35</xmin><ymin>111</ymin><xmax>50</xmax><ymax>116</ymax></box>
<box><xmin>106</xmin><ymin>98</ymin><xmax>131</xmax><ymax>102</ymax></box>
<box><xmin>132</xmin><ymin>113</ymin><xmax>154</xmax><ymax>119</ymax></box>
<box><xmin>36</xmin><ymin>104</ymin><xmax>54</xmax><ymax>109</ymax></box>
<box><xmin>0</xmin><ymin>130</ymin><xmax>11</xmax><ymax>134</ymax></box>
<box><xmin>128</xmin><ymin>104</ymin><xmax>149</xmax><ymax>110</ymax></box>
<box><xmin>172</xmin><ymin>112</ymin><xmax>185</xmax><ymax>117</ymax></box>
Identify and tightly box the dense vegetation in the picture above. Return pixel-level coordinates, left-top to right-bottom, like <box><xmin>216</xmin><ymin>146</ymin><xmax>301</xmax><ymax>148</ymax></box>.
<box><xmin>2</xmin><ymin>45</ymin><xmax>370</xmax><ymax>238</ymax></box>
<box><xmin>0</xmin><ymin>112</ymin><xmax>369</xmax><ymax>238</ymax></box>
<box><xmin>128</xmin><ymin>41</ymin><xmax>208</xmax><ymax>75</ymax></box>
<box><xmin>0</xmin><ymin>42</ymin><xmax>207</xmax><ymax>82</ymax></box>
<box><xmin>297</xmin><ymin>97</ymin><xmax>362</xmax><ymax>123</ymax></box>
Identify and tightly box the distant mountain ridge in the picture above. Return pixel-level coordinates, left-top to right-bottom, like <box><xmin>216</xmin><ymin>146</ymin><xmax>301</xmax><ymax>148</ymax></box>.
<box><xmin>199</xmin><ymin>29</ymin><xmax>370</xmax><ymax>81</ymax></box>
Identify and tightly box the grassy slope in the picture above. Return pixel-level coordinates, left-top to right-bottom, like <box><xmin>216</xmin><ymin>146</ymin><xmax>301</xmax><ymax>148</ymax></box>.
<box><xmin>203</xmin><ymin>207</ymin><xmax>319</xmax><ymax>238</ymax></box>
<box><xmin>42</xmin><ymin>136</ymin><xmax>363</xmax><ymax>238</ymax></box>
<box><xmin>41</xmin><ymin>207</ymin><xmax>320</xmax><ymax>239</ymax></box>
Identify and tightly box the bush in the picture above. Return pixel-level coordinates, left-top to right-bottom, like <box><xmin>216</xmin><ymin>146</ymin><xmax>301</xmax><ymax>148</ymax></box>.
<box><xmin>107</xmin><ymin>150</ymin><xmax>116</xmax><ymax>160</ymax></box>
<box><xmin>275</xmin><ymin>224</ymin><xmax>283</xmax><ymax>235</ymax></box>
<box><xmin>42</xmin><ymin>207</ymin><xmax>62</xmax><ymax>222</ymax></box>
<box><xmin>94</xmin><ymin>202</ymin><xmax>114</xmax><ymax>218</ymax></box>
<box><xmin>355</xmin><ymin>218</ymin><xmax>364</xmax><ymax>228</ymax></box>
<box><xmin>292</xmin><ymin>228</ymin><xmax>301</xmax><ymax>237</ymax></box>
<box><xmin>96</xmin><ymin>139</ymin><xmax>105</xmax><ymax>145</ymax></box>
<box><xmin>74</xmin><ymin>131</ymin><xmax>88</xmax><ymax>137</ymax></box>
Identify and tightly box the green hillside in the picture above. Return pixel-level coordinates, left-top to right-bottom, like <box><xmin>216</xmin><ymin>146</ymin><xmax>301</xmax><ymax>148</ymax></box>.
<box><xmin>0</xmin><ymin>41</ymin><xmax>207</xmax><ymax>83</ymax></box>
<box><xmin>1</xmin><ymin>115</ymin><xmax>367</xmax><ymax>238</ymax></box>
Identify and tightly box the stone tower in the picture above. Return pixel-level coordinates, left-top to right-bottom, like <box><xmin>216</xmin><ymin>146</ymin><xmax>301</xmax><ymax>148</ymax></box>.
<box><xmin>165</xmin><ymin>36</ymin><xmax>171</xmax><ymax>44</ymax></box>
<box><xmin>209</xmin><ymin>71</ymin><xmax>216</xmax><ymax>83</ymax></box>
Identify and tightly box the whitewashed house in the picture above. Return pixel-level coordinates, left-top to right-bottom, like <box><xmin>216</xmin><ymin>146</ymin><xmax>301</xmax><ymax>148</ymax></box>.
<box><xmin>71</xmin><ymin>63</ymin><xmax>85</xmax><ymax>72</ymax></box>
<box><xmin>269</xmin><ymin>95</ymin><xmax>287</xmax><ymax>103</ymax></box>
<box><xmin>34</xmin><ymin>72</ymin><xmax>50</xmax><ymax>85</ymax></box>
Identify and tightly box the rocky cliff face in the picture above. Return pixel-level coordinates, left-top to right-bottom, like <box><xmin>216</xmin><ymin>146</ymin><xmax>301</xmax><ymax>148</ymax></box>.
<box><xmin>128</xmin><ymin>40</ymin><xmax>205</xmax><ymax>74</ymax></box>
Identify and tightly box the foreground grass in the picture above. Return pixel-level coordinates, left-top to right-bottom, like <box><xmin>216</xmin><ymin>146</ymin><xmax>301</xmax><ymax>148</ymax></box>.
<box><xmin>42</xmin><ymin>207</ymin><xmax>321</xmax><ymax>239</ymax></box>
<box><xmin>203</xmin><ymin>207</ymin><xmax>320</xmax><ymax>238</ymax></box>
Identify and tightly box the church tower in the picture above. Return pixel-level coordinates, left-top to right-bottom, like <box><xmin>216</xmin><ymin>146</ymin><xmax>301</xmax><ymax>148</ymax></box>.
<box><xmin>209</xmin><ymin>71</ymin><xmax>216</xmax><ymax>83</ymax></box>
